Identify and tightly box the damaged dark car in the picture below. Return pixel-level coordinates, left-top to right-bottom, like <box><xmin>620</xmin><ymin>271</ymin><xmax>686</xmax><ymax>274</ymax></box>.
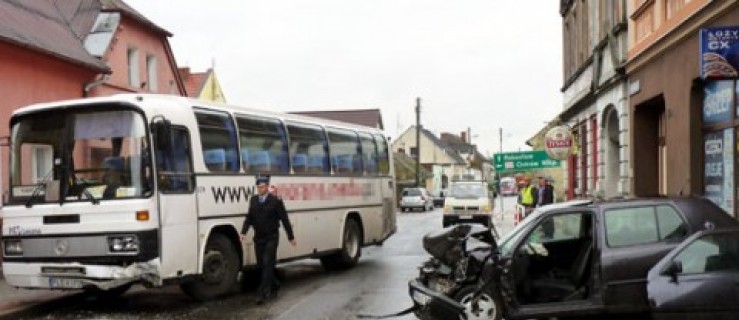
<box><xmin>408</xmin><ymin>197</ymin><xmax>739</xmax><ymax>319</ymax></box>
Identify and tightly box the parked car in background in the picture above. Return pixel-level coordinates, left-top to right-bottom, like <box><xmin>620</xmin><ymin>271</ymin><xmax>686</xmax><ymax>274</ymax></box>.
<box><xmin>648</xmin><ymin>227</ymin><xmax>739</xmax><ymax>320</ymax></box>
<box><xmin>442</xmin><ymin>181</ymin><xmax>494</xmax><ymax>227</ymax></box>
<box><xmin>400</xmin><ymin>187</ymin><xmax>434</xmax><ymax>212</ymax></box>
<box><xmin>433</xmin><ymin>190</ymin><xmax>447</xmax><ymax>208</ymax></box>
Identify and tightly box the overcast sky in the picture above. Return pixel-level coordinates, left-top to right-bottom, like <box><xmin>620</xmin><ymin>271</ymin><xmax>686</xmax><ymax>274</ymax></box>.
<box><xmin>125</xmin><ymin>0</ymin><xmax>563</xmax><ymax>157</ymax></box>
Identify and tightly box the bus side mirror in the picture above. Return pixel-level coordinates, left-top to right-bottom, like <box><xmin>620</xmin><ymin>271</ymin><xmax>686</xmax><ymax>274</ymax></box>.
<box><xmin>153</xmin><ymin>120</ymin><xmax>172</xmax><ymax>151</ymax></box>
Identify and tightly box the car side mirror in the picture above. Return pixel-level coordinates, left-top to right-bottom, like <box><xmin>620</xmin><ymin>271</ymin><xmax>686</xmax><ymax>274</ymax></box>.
<box><xmin>662</xmin><ymin>260</ymin><xmax>682</xmax><ymax>283</ymax></box>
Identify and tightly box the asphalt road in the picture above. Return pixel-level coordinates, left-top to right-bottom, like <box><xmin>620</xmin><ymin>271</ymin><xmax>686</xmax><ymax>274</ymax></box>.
<box><xmin>17</xmin><ymin>197</ymin><xmax>518</xmax><ymax>320</ymax></box>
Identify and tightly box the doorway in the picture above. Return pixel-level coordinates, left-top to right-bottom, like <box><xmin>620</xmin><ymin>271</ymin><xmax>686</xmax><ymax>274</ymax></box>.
<box><xmin>632</xmin><ymin>96</ymin><xmax>665</xmax><ymax>196</ymax></box>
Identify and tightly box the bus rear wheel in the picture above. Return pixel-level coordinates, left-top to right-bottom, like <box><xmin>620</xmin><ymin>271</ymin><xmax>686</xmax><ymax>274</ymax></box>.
<box><xmin>321</xmin><ymin>218</ymin><xmax>362</xmax><ymax>271</ymax></box>
<box><xmin>181</xmin><ymin>233</ymin><xmax>239</xmax><ymax>301</ymax></box>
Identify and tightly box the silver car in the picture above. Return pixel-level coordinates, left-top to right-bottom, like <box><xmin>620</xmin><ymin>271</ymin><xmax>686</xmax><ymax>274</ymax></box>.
<box><xmin>400</xmin><ymin>187</ymin><xmax>434</xmax><ymax>212</ymax></box>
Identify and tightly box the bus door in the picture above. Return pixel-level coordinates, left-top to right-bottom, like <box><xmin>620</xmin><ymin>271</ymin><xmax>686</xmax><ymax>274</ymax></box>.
<box><xmin>155</xmin><ymin>126</ymin><xmax>199</xmax><ymax>278</ymax></box>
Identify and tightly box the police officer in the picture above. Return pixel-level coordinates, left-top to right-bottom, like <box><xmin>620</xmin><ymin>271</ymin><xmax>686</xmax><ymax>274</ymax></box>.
<box><xmin>517</xmin><ymin>177</ymin><xmax>539</xmax><ymax>217</ymax></box>
<box><xmin>240</xmin><ymin>176</ymin><xmax>296</xmax><ymax>305</ymax></box>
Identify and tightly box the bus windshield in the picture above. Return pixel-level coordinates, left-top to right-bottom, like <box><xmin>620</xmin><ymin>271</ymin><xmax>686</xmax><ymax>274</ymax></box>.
<box><xmin>8</xmin><ymin>108</ymin><xmax>153</xmax><ymax>205</ymax></box>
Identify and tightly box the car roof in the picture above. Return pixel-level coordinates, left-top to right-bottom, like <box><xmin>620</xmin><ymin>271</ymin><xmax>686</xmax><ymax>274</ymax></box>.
<box><xmin>579</xmin><ymin>196</ymin><xmax>738</xmax><ymax>231</ymax></box>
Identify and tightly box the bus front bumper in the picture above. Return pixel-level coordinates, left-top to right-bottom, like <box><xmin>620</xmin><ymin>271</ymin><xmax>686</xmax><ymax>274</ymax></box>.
<box><xmin>1</xmin><ymin>258</ymin><xmax>161</xmax><ymax>290</ymax></box>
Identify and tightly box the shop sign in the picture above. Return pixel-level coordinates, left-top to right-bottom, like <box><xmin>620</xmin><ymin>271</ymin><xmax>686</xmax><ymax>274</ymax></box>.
<box><xmin>543</xmin><ymin>126</ymin><xmax>574</xmax><ymax>161</ymax></box>
<box><xmin>700</xmin><ymin>26</ymin><xmax>739</xmax><ymax>79</ymax></box>
<box><xmin>703</xmin><ymin>80</ymin><xmax>734</xmax><ymax>124</ymax></box>
<box><xmin>704</xmin><ymin>129</ymin><xmax>734</xmax><ymax>215</ymax></box>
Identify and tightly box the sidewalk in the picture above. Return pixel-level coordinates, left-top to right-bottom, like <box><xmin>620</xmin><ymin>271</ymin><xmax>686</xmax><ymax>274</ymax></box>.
<box><xmin>492</xmin><ymin>205</ymin><xmax>518</xmax><ymax>239</ymax></box>
<box><xmin>0</xmin><ymin>271</ymin><xmax>75</xmax><ymax>320</ymax></box>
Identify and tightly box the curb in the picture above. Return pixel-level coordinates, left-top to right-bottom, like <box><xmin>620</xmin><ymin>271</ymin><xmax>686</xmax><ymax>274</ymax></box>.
<box><xmin>0</xmin><ymin>292</ymin><xmax>82</xmax><ymax>320</ymax></box>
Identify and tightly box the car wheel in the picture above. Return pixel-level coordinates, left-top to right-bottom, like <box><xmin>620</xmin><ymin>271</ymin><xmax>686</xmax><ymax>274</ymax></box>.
<box><xmin>454</xmin><ymin>285</ymin><xmax>503</xmax><ymax>320</ymax></box>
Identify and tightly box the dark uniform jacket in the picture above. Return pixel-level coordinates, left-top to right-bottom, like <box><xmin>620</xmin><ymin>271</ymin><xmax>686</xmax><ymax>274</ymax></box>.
<box><xmin>241</xmin><ymin>193</ymin><xmax>295</xmax><ymax>241</ymax></box>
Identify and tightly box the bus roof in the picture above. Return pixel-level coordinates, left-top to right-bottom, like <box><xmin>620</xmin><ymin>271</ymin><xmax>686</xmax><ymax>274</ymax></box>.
<box><xmin>12</xmin><ymin>94</ymin><xmax>386</xmax><ymax>136</ymax></box>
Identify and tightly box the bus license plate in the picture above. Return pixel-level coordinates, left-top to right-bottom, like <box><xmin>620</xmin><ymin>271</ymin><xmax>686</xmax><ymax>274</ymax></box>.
<box><xmin>49</xmin><ymin>277</ymin><xmax>82</xmax><ymax>289</ymax></box>
<box><xmin>459</xmin><ymin>215</ymin><xmax>472</xmax><ymax>219</ymax></box>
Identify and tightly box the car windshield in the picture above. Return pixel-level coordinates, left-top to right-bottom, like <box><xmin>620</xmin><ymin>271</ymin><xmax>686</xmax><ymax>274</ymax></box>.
<box><xmin>497</xmin><ymin>199</ymin><xmax>594</xmax><ymax>255</ymax></box>
<box><xmin>8</xmin><ymin>108</ymin><xmax>153</xmax><ymax>205</ymax></box>
<box><xmin>498</xmin><ymin>207</ymin><xmax>543</xmax><ymax>255</ymax></box>
<box><xmin>450</xmin><ymin>184</ymin><xmax>486</xmax><ymax>198</ymax></box>
<box><xmin>403</xmin><ymin>189</ymin><xmax>422</xmax><ymax>196</ymax></box>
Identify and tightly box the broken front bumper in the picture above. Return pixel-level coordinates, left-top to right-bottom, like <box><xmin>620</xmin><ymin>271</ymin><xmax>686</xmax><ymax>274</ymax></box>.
<box><xmin>408</xmin><ymin>279</ymin><xmax>465</xmax><ymax>320</ymax></box>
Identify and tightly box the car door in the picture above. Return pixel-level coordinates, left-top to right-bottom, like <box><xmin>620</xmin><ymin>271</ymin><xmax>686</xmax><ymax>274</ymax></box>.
<box><xmin>647</xmin><ymin>228</ymin><xmax>739</xmax><ymax>320</ymax></box>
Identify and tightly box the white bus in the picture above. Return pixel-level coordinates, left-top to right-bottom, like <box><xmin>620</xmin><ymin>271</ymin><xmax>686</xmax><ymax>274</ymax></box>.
<box><xmin>1</xmin><ymin>94</ymin><xmax>396</xmax><ymax>300</ymax></box>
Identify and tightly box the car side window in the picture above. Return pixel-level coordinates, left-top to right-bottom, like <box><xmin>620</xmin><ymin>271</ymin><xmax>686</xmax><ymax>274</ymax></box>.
<box><xmin>673</xmin><ymin>237</ymin><xmax>719</xmax><ymax>274</ymax></box>
<box><xmin>656</xmin><ymin>205</ymin><xmax>688</xmax><ymax>240</ymax></box>
<box><xmin>673</xmin><ymin>233</ymin><xmax>739</xmax><ymax>274</ymax></box>
<box><xmin>527</xmin><ymin>212</ymin><xmax>585</xmax><ymax>243</ymax></box>
<box><xmin>605</xmin><ymin>206</ymin><xmax>659</xmax><ymax>247</ymax></box>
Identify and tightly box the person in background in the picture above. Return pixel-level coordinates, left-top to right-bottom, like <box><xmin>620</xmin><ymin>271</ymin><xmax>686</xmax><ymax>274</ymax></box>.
<box><xmin>240</xmin><ymin>176</ymin><xmax>296</xmax><ymax>305</ymax></box>
<box><xmin>538</xmin><ymin>177</ymin><xmax>555</xmax><ymax>238</ymax></box>
<box><xmin>518</xmin><ymin>177</ymin><xmax>538</xmax><ymax>217</ymax></box>
<box><xmin>537</xmin><ymin>177</ymin><xmax>554</xmax><ymax>207</ymax></box>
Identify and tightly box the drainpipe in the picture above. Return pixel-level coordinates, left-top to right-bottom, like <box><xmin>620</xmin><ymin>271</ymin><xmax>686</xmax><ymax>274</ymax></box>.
<box><xmin>83</xmin><ymin>74</ymin><xmax>110</xmax><ymax>97</ymax></box>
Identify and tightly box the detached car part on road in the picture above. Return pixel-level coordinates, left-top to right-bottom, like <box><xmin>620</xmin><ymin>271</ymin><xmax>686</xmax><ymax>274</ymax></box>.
<box><xmin>409</xmin><ymin>197</ymin><xmax>739</xmax><ymax>320</ymax></box>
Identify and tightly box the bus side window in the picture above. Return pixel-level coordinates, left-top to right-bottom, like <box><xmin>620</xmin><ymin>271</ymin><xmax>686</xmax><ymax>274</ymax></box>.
<box><xmin>156</xmin><ymin>127</ymin><xmax>194</xmax><ymax>193</ymax></box>
<box><xmin>373</xmin><ymin>134</ymin><xmax>390</xmax><ymax>175</ymax></box>
<box><xmin>287</xmin><ymin>122</ymin><xmax>329</xmax><ymax>175</ymax></box>
<box><xmin>236</xmin><ymin>115</ymin><xmax>288</xmax><ymax>174</ymax></box>
<box><xmin>328</xmin><ymin>128</ymin><xmax>361</xmax><ymax>176</ymax></box>
<box><xmin>359</xmin><ymin>132</ymin><xmax>378</xmax><ymax>176</ymax></box>
<box><xmin>195</xmin><ymin>109</ymin><xmax>239</xmax><ymax>172</ymax></box>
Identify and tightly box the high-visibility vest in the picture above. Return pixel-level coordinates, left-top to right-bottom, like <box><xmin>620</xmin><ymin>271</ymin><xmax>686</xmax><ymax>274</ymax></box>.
<box><xmin>521</xmin><ymin>186</ymin><xmax>535</xmax><ymax>206</ymax></box>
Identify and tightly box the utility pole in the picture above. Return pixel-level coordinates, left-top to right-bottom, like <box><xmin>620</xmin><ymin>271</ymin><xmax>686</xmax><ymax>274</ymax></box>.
<box><xmin>415</xmin><ymin>97</ymin><xmax>421</xmax><ymax>187</ymax></box>
<box><xmin>499</xmin><ymin>127</ymin><xmax>504</xmax><ymax>216</ymax></box>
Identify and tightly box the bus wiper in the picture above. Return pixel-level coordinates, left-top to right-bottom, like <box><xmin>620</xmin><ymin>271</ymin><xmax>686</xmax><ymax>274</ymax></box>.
<box><xmin>25</xmin><ymin>168</ymin><xmax>54</xmax><ymax>208</ymax></box>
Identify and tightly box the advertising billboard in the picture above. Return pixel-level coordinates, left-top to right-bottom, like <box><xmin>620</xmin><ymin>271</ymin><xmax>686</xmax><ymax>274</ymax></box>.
<box><xmin>700</xmin><ymin>26</ymin><xmax>739</xmax><ymax>79</ymax></box>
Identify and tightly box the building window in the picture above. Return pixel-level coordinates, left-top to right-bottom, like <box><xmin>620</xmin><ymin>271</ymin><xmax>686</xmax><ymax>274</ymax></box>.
<box><xmin>127</xmin><ymin>47</ymin><xmax>140</xmax><ymax>88</ymax></box>
<box><xmin>146</xmin><ymin>54</ymin><xmax>157</xmax><ymax>92</ymax></box>
<box><xmin>591</xmin><ymin>116</ymin><xmax>598</xmax><ymax>191</ymax></box>
<box><xmin>579</xmin><ymin>122</ymin><xmax>588</xmax><ymax>196</ymax></box>
<box><xmin>702</xmin><ymin>80</ymin><xmax>736</xmax><ymax>216</ymax></box>
<box><xmin>665</xmin><ymin>0</ymin><xmax>688</xmax><ymax>20</ymax></box>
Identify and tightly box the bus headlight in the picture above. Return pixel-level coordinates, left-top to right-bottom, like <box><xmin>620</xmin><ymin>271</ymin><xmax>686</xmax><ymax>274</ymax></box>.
<box><xmin>483</xmin><ymin>204</ymin><xmax>491</xmax><ymax>212</ymax></box>
<box><xmin>3</xmin><ymin>240</ymin><xmax>23</xmax><ymax>256</ymax></box>
<box><xmin>443</xmin><ymin>205</ymin><xmax>451</xmax><ymax>213</ymax></box>
<box><xmin>108</xmin><ymin>235</ymin><xmax>139</xmax><ymax>253</ymax></box>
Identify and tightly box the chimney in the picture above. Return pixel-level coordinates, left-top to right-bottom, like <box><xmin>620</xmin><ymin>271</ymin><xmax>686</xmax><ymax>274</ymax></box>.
<box><xmin>178</xmin><ymin>67</ymin><xmax>191</xmax><ymax>79</ymax></box>
<box><xmin>460</xmin><ymin>131</ymin><xmax>467</xmax><ymax>144</ymax></box>
<box><xmin>440</xmin><ymin>133</ymin><xmax>454</xmax><ymax>143</ymax></box>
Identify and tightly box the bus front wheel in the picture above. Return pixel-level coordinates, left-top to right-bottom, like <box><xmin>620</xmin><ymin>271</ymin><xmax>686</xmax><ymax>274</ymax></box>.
<box><xmin>181</xmin><ymin>233</ymin><xmax>239</xmax><ymax>301</ymax></box>
<box><xmin>321</xmin><ymin>218</ymin><xmax>362</xmax><ymax>271</ymax></box>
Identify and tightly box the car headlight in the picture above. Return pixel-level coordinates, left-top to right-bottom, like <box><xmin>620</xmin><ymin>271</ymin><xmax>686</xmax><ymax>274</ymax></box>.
<box><xmin>3</xmin><ymin>239</ymin><xmax>23</xmax><ymax>256</ymax></box>
<box><xmin>107</xmin><ymin>235</ymin><xmax>139</xmax><ymax>253</ymax></box>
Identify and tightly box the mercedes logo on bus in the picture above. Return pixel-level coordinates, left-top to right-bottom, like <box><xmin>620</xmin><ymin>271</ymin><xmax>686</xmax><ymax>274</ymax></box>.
<box><xmin>54</xmin><ymin>239</ymin><xmax>70</xmax><ymax>256</ymax></box>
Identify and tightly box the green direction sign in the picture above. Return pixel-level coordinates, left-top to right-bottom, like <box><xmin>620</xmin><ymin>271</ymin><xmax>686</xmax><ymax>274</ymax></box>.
<box><xmin>493</xmin><ymin>150</ymin><xmax>561</xmax><ymax>172</ymax></box>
